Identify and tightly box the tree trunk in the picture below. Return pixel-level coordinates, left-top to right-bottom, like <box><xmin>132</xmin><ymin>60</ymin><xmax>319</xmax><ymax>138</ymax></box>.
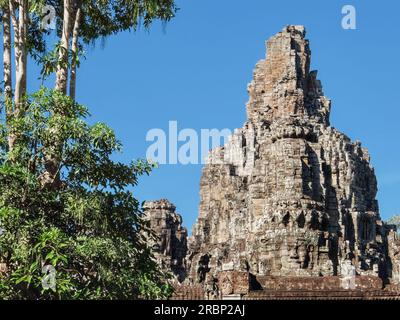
<box><xmin>21</xmin><ymin>0</ymin><xmax>28</xmax><ymax>97</ymax></box>
<box><xmin>55</xmin><ymin>0</ymin><xmax>72</xmax><ymax>94</ymax></box>
<box><xmin>7</xmin><ymin>0</ymin><xmax>24</xmax><ymax>151</ymax></box>
<box><xmin>9</xmin><ymin>1</ymin><xmax>19</xmax><ymax>107</ymax></box>
<box><xmin>9</xmin><ymin>0</ymin><xmax>27</xmax><ymax>111</ymax></box>
<box><xmin>14</xmin><ymin>0</ymin><xmax>27</xmax><ymax>109</ymax></box>
<box><xmin>42</xmin><ymin>0</ymin><xmax>73</xmax><ymax>188</ymax></box>
<box><xmin>2</xmin><ymin>5</ymin><xmax>12</xmax><ymax>117</ymax></box>
<box><xmin>69</xmin><ymin>4</ymin><xmax>81</xmax><ymax>101</ymax></box>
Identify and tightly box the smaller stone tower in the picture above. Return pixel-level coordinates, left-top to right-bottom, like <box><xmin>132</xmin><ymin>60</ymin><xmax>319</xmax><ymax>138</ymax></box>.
<box><xmin>142</xmin><ymin>199</ymin><xmax>188</xmax><ymax>282</ymax></box>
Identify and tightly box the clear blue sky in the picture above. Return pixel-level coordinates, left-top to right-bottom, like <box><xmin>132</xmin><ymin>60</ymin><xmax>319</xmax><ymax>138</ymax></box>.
<box><xmin>29</xmin><ymin>0</ymin><xmax>400</xmax><ymax>232</ymax></box>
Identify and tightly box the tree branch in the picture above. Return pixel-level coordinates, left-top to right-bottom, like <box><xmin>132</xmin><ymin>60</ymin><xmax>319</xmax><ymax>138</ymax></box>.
<box><xmin>2</xmin><ymin>5</ymin><xmax>12</xmax><ymax>116</ymax></box>
<box><xmin>69</xmin><ymin>0</ymin><xmax>81</xmax><ymax>101</ymax></box>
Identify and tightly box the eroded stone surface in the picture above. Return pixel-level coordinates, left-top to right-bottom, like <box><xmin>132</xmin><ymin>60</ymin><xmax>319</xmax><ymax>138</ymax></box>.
<box><xmin>142</xmin><ymin>199</ymin><xmax>188</xmax><ymax>282</ymax></box>
<box><xmin>187</xmin><ymin>25</ymin><xmax>400</xmax><ymax>288</ymax></box>
<box><xmin>148</xmin><ymin>26</ymin><xmax>400</xmax><ymax>299</ymax></box>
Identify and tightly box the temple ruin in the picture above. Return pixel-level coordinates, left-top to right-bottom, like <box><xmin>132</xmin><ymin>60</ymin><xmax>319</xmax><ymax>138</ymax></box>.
<box><xmin>145</xmin><ymin>26</ymin><xmax>400</xmax><ymax>299</ymax></box>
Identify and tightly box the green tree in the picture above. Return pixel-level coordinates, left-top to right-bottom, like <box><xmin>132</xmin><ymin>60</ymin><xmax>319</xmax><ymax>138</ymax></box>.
<box><xmin>0</xmin><ymin>0</ymin><xmax>178</xmax><ymax>299</ymax></box>
<box><xmin>1</xmin><ymin>0</ymin><xmax>177</xmax><ymax>181</ymax></box>
<box><xmin>0</xmin><ymin>88</ymin><xmax>172</xmax><ymax>299</ymax></box>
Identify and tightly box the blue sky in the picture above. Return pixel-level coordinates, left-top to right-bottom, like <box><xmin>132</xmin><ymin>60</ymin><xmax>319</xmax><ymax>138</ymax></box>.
<box><xmin>27</xmin><ymin>0</ymin><xmax>400</xmax><ymax>232</ymax></box>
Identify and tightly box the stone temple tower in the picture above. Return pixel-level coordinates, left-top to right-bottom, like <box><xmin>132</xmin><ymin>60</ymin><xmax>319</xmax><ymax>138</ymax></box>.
<box><xmin>187</xmin><ymin>25</ymin><xmax>395</xmax><ymax>283</ymax></box>
<box><xmin>142</xmin><ymin>199</ymin><xmax>188</xmax><ymax>282</ymax></box>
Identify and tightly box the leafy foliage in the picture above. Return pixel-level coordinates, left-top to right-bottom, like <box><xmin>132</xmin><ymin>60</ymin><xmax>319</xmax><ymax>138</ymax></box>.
<box><xmin>0</xmin><ymin>88</ymin><xmax>171</xmax><ymax>299</ymax></box>
<box><xmin>76</xmin><ymin>0</ymin><xmax>178</xmax><ymax>43</ymax></box>
<box><xmin>18</xmin><ymin>0</ymin><xmax>178</xmax><ymax>65</ymax></box>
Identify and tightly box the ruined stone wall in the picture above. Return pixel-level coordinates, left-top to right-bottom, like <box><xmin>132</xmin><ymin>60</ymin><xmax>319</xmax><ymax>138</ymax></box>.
<box><xmin>142</xmin><ymin>199</ymin><xmax>188</xmax><ymax>282</ymax></box>
<box><xmin>145</xmin><ymin>26</ymin><xmax>400</xmax><ymax>300</ymax></box>
<box><xmin>188</xmin><ymin>25</ymin><xmax>398</xmax><ymax>286</ymax></box>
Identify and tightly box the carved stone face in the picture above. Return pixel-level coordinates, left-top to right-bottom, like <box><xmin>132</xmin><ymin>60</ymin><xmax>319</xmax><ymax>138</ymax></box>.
<box><xmin>182</xmin><ymin>26</ymin><xmax>389</xmax><ymax>284</ymax></box>
<box><xmin>220</xmin><ymin>275</ymin><xmax>233</xmax><ymax>295</ymax></box>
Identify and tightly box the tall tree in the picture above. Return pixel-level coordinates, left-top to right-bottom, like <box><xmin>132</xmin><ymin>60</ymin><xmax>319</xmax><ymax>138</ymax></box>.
<box><xmin>40</xmin><ymin>0</ymin><xmax>177</xmax><ymax>188</ymax></box>
<box><xmin>0</xmin><ymin>88</ymin><xmax>171</xmax><ymax>299</ymax></box>
<box><xmin>55</xmin><ymin>0</ymin><xmax>71</xmax><ymax>94</ymax></box>
<box><xmin>69</xmin><ymin>0</ymin><xmax>81</xmax><ymax>101</ymax></box>
<box><xmin>9</xmin><ymin>0</ymin><xmax>27</xmax><ymax>109</ymax></box>
<box><xmin>0</xmin><ymin>0</ymin><xmax>179</xmax><ymax>299</ymax></box>
<box><xmin>1</xmin><ymin>0</ymin><xmax>177</xmax><ymax>157</ymax></box>
<box><xmin>1</xmin><ymin>3</ymin><xmax>11</xmax><ymax>116</ymax></box>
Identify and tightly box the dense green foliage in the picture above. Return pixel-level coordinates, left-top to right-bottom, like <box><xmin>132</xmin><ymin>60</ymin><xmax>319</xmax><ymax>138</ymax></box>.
<box><xmin>0</xmin><ymin>0</ymin><xmax>178</xmax><ymax>299</ymax></box>
<box><xmin>10</xmin><ymin>0</ymin><xmax>179</xmax><ymax>71</ymax></box>
<box><xmin>0</xmin><ymin>88</ymin><xmax>172</xmax><ymax>299</ymax></box>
